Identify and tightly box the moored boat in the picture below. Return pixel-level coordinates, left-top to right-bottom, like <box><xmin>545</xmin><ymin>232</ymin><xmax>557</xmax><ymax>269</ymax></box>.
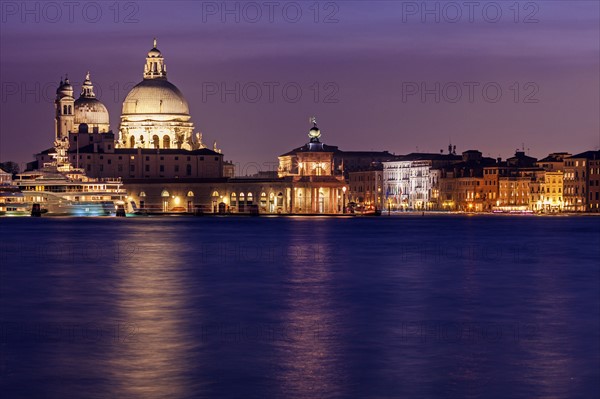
<box><xmin>11</xmin><ymin>138</ymin><xmax>127</xmax><ymax>216</ymax></box>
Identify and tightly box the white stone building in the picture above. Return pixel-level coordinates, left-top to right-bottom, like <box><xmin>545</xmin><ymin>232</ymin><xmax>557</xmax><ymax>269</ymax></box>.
<box><xmin>383</xmin><ymin>153</ymin><xmax>461</xmax><ymax>210</ymax></box>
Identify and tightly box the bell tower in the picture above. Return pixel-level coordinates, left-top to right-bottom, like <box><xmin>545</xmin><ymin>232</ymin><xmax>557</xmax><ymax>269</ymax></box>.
<box><xmin>55</xmin><ymin>76</ymin><xmax>75</xmax><ymax>139</ymax></box>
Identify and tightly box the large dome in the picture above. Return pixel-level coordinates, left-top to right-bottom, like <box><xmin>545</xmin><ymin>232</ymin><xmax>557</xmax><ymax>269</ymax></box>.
<box><xmin>122</xmin><ymin>79</ymin><xmax>190</xmax><ymax>117</ymax></box>
<box><xmin>74</xmin><ymin>97</ymin><xmax>109</xmax><ymax>125</ymax></box>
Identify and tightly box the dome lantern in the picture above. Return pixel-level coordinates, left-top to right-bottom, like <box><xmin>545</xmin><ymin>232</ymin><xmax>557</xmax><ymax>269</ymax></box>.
<box><xmin>144</xmin><ymin>37</ymin><xmax>167</xmax><ymax>79</ymax></box>
<box><xmin>80</xmin><ymin>71</ymin><xmax>96</xmax><ymax>98</ymax></box>
<box><xmin>74</xmin><ymin>71</ymin><xmax>110</xmax><ymax>131</ymax></box>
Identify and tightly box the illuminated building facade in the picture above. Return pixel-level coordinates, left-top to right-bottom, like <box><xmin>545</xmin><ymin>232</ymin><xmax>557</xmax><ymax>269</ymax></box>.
<box><xmin>348</xmin><ymin>166</ymin><xmax>384</xmax><ymax>211</ymax></box>
<box><xmin>437</xmin><ymin>151</ymin><xmax>496</xmax><ymax>211</ymax></box>
<box><xmin>383</xmin><ymin>152</ymin><xmax>461</xmax><ymax>211</ymax></box>
<box><xmin>534</xmin><ymin>153</ymin><xmax>570</xmax><ymax>212</ymax></box>
<box><xmin>37</xmin><ymin>39</ymin><xmax>224</xmax><ymax>181</ymax></box>
<box><xmin>564</xmin><ymin>151</ymin><xmax>600</xmax><ymax>212</ymax></box>
<box><xmin>121</xmin><ymin>121</ymin><xmax>349</xmax><ymax>214</ymax></box>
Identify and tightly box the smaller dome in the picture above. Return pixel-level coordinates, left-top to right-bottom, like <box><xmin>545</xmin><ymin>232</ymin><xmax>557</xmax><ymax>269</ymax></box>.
<box><xmin>57</xmin><ymin>78</ymin><xmax>73</xmax><ymax>95</ymax></box>
<box><xmin>74</xmin><ymin>97</ymin><xmax>109</xmax><ymax>125</ymax></box>
<box><xmin>62</xmin><ymin>81</ymin><xmax>73</xmax><ymax>90</ymax></box>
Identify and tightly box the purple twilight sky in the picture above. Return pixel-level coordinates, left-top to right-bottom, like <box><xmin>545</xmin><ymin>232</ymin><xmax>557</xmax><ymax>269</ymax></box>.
<box><xmin>1</xmin><ymin>1</ymin><xmax>599</xmax><ymax>173</ymax></box>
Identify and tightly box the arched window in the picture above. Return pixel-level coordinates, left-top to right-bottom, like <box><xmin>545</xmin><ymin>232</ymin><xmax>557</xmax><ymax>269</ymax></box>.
<box><xmin>139</xmin><ymin>192</ymin><xmax>146</xmax><ymax>197</ymax></box>
<box><xmin>78</xmin><ymin>124</ymin><xmax>88</xmax><ymax>134</ymax></box>
<box><xmin>129</xmin><ymin>136</ymin><xmax>135</xmax><ymax>148</ymax></box>
<box><xmin>161</xmin><ymin>190</ymin><xmax>169</xmax><ymax>197</ymax></box>
<box><xmin>187</xmin><ymin>191</ymin><xmax>194</xmax><ymax>197</ymax></box>
<box><xmin>277</xmin><ymin>192</ymin><xmax>284</xmax><ymax>207</ymax></box>
<box><xmin>260</xmin><ymin>192</ymin><xmax>267</xmax><ymax>209</ymax></box>
<box><xmin>63</xmin><ymin>105</ymin><xmax>68</xmax><ymax>114</ymax></box>
<box><xmin>212</xmin><ymin>191</ymin><xmax>219</xmax><ymax>197</ymax></box>
<box><xmin>163</xmin><ymin>135</ymin><xmax>170</xmax><ymax>149</ymax></box>
<box><xmin>68</xmin><ymin>105</ymin><xmax>72</xmax><ymax>114</ymax></box>
<box><xmin>152</xmin><ymin>135</ymin><xmax>160</xmax><ymax>149</ymax></box>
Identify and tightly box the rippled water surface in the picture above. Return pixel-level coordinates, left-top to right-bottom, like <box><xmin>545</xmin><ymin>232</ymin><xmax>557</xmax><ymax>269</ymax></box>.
<box><xmin>1</xmin><ymin>216</ymin><xmax>599</xmax><ymax>398</ymax></box>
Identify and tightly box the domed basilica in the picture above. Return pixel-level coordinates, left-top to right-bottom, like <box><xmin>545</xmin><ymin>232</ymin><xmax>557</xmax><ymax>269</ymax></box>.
<box><xmin>53</xmin><ymin>39</ymin><xmax>204</xmax><ymax>150</ymax></box>
<box><xmin>118</xmin><ymin>39</ymin><xmax>198</xmax><ymax>150</ymax></box>
<box><xmin>41</xmin><ymin>39</ymin><xmax>223</xmax><ymax>183</ymax></box>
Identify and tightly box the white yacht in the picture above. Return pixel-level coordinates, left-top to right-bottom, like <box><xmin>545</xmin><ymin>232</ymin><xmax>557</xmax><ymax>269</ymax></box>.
<box><xmin>0</xmin><ymin>184</ymin><xmax>29</xmax><ymax>216</ymax></box>
<box><xmin>12</xmin><ymin>138</ymin><xmax>127</xmax><ymax>216</ymax></box>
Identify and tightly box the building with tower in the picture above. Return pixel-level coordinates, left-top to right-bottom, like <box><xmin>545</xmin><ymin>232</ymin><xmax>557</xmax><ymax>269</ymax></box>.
<box><xmin>54</xmin><ymin>77</ymin><xmax>74</xmax><ymax>139</ymax></box>
<box><xmin>122</xmin><ymin>119</ymin><xmax>349</xmax><ymax>214</ymax></box>
<box><xmin>36</xmin><ymin>39</ymin><xmax>222</xmax><ymax>181</ymax></box>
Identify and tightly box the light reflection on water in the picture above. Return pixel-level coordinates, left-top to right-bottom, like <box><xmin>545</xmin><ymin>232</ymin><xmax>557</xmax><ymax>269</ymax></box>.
<box><xmin>275</xmin><ymin>221</ymin><xmax>343</xmax><ymax>398</ymax></box>
<box><xmin>106</xmin><ymin>225</ymin><xmax>200</xmax><ymax>399</ymax></box>
<box><xmin>0</xmin><ymin>216</ymin><xmax>598</xmax><ymax>398</ymax></box>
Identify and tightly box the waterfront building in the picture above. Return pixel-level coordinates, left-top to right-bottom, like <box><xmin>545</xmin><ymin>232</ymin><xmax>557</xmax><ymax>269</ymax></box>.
<box><xmin>348</xmin><ymin>164</ymin><xmax>384</xmax><ymax>211</ymax></box>
<box><xmin>590</xmin><ymin>155</ymin><xmax>600</xmax><ymax>212</ymax></box>
<box><xmin>278</xmin><ymin>119</ymin><xmax>394</xmax><ymax>180</ymax></box>
<box><xmin>564</xmin><ymin>150</ymin><xmax>600</xmax><ymax>212</ymax></box>
<box><xmin>540</xmin><ymin>171</ymin><xmax>564</xmax><ymax>212</ymax></box>
<box><xmin>36</xmin><ymin>132</ymin><xmax>223</xmax><ymax>180</ymax></box>
<box><xmin>498</xmin><ymin>175</ymin><xmax>531</xmax><ymax>210</ymax></box>
<box><xmin>482</xmin><ymin>162</ymin><xmax>502</xmax><ymax>211</ymax></box>
<box><xmin>535</xmin><ymin>153</ymin><xmax>570</xmax><ymax>212</ymax></box>
<box><xmin>276</xmin><ymin>119</ymin><xmax>348</xmax><ymax>213</ymax></box>
<box><xmin>528</xmin><ymin>169</ymin><xmax>547</xmax><ymax>212</ymax></box>
<box><xmin>122</xmin><ymin>120</ymin><xmax>348</xmax><ymax>214</ymax></box>
<box><xmin>490</xmin><ymin>151</ymin><xmax>538</xmax><ymax>212</ymax></box>
<box><xmin>438</xmin><ymin>150</ymin><xmax>497</xmax><ymax>211</ymax></box>
<box><xmin>383</xmin><ymin>151</ymin><xmax>461</xmax><ymax>211</ymax></box>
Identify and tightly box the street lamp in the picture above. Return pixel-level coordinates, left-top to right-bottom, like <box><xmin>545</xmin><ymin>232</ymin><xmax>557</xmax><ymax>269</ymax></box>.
<box><xmin>342</xmin><ymin>186</ymin><xmax>347</xmax><ymax>214</ymax></box>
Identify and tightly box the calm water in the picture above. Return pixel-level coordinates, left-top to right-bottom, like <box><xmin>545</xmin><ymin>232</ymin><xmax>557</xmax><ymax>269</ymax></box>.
<box><xmin>0</xmin><ymin>215</ymin><xmax>599</xmax><ymax>399</ymax></box>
